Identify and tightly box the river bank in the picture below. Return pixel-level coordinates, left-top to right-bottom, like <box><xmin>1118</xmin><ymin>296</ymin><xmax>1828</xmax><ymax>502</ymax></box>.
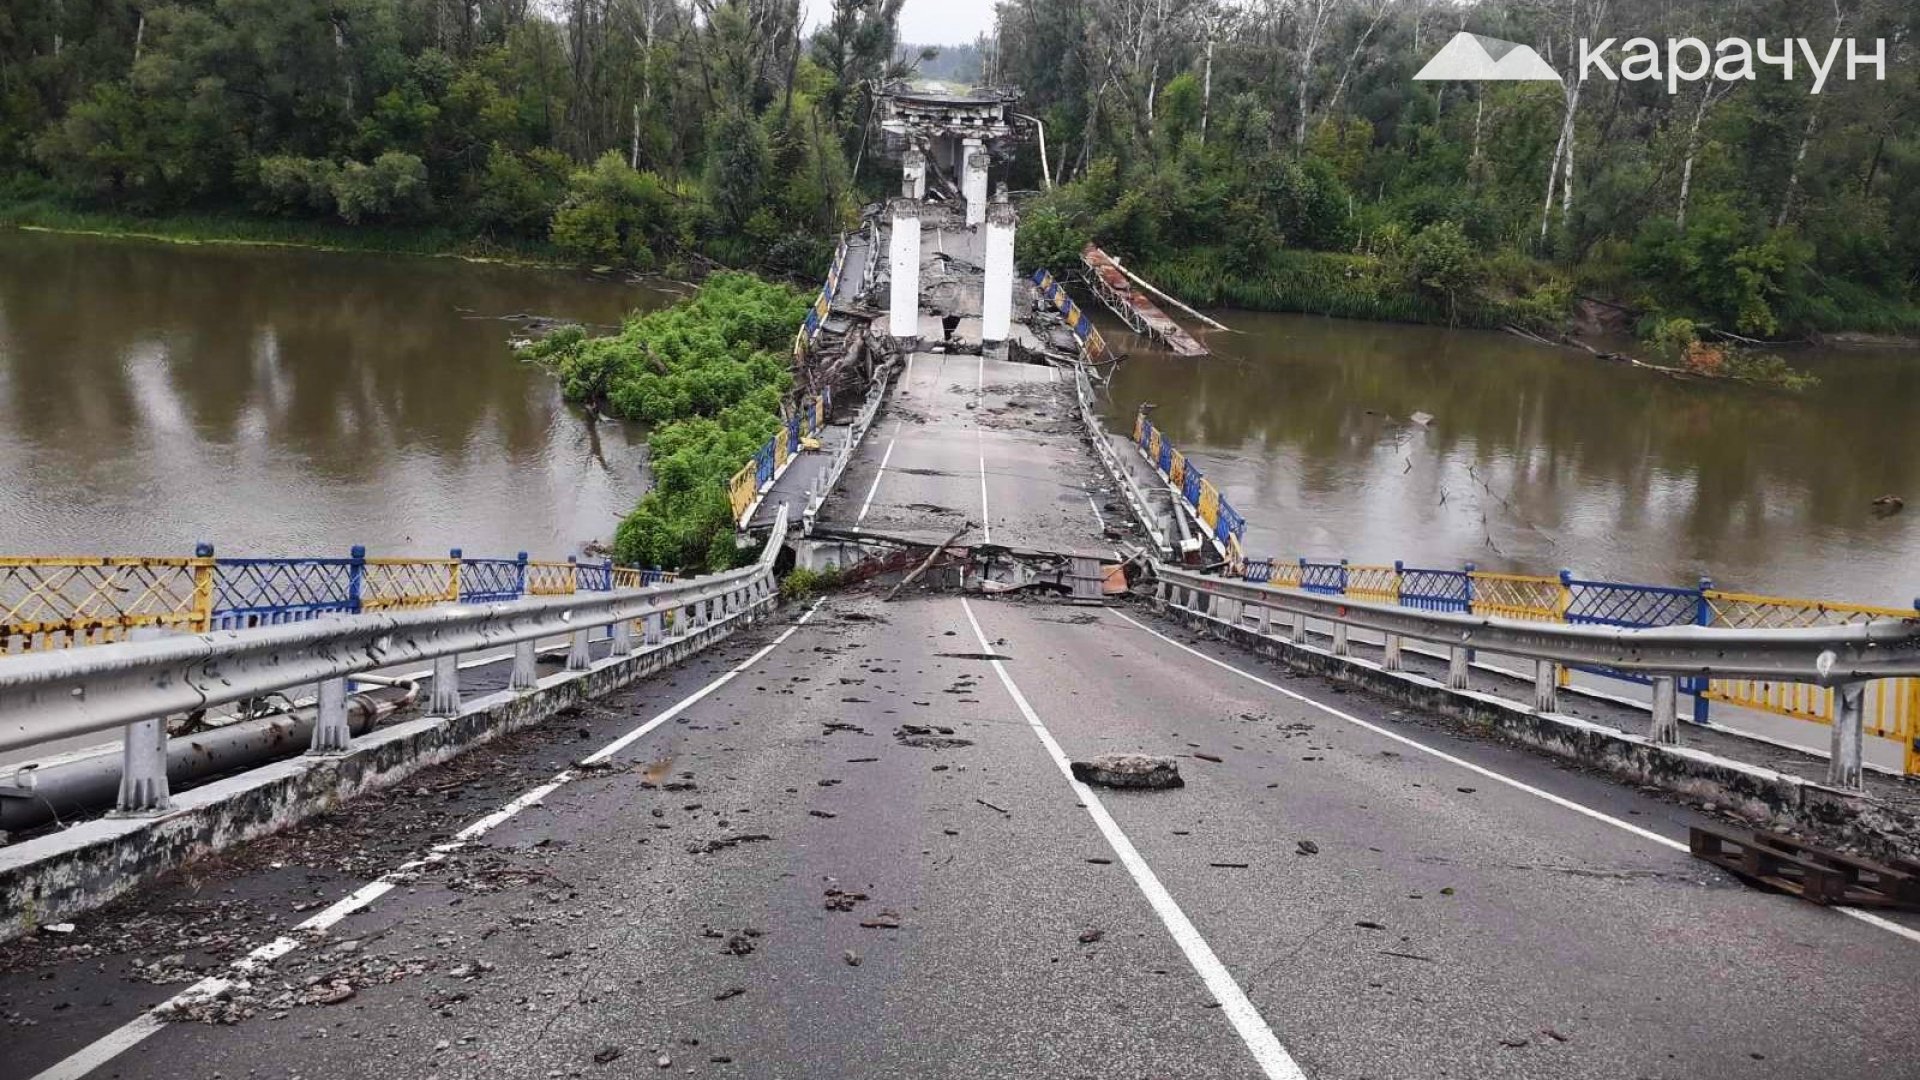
<box><xmin>0</xmin><ymin>197</ymin><xmax>568</xmax><ymax>268</ymax></box>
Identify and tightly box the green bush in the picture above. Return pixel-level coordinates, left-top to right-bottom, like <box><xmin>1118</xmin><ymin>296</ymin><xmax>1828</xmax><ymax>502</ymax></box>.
<box><xmin>526</xmin><ymin>272</ymin><xmax>809</xmax><ymax>571</ymax></box>
<box><xmin>780</xmin><ymin>566</ymin><xmax>845</xmax><ymax>601</ymax></box>
<box><xmin>549</xmin><ymin>152</ymin><xmax>683</xmax><ymax>269</ymax></box>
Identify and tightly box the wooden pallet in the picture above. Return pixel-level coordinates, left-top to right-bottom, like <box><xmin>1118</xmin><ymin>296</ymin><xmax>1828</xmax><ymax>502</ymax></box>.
<box><xmin>1690</xmin><ymin>824</ymin><xmax>1920</xmax><ymax>909</ymax></box>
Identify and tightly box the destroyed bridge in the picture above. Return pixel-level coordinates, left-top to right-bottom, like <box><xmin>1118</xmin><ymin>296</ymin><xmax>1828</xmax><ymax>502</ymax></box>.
<box><xmin>5</xmin><ymin>84</ymin><xmax>1920</xmax><ymax>1080</ymax></box>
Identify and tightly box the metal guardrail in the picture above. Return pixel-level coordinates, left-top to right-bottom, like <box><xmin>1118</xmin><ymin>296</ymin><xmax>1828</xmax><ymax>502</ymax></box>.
<box><xmin>1152</xmin><ymin>562</ymin><xmax>1920</xmax><ymax>791</ymax></box>
<box><xmin>1</xmin><ymin>549</ymin><xmax>676</xmax><ymax>654</ymax></box>
<box><xmin>1072</xmin><ymin>364</ymin><xmax>1172</xmax><ymax>556</ymax></box>
<box><xmin>0</xmin><ymin>508</ymin><xmax>789</xmax><ymax>814</ymax></box>
<box><xmin>804</xmin><ymin>356</ymin><xmax>895</xmax><ymax>536</ymax></box>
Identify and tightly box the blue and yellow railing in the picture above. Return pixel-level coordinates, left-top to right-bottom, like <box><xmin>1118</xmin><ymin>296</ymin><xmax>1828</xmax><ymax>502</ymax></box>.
<box><xmin>1030</xmin><ymin>269</ymin><xmax>1114</xmax><ymax>364</ymax></box>
<box><xmin>1132</xmin><ymin>410</ymin><xmax>1248</xmax><ymax>565</ymax></box>
<box><xmin>0</xmin><ymin>549</ymin><xmax>678</xmax><ymax>653</ymax></box>
<box><xmin>727</xmin><ymin>388</ymin><xmax>834</xmax><ymax>527</ymax></box>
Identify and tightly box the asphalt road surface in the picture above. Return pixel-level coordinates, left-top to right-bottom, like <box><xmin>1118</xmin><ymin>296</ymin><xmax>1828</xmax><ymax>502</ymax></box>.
<box><xmin>819</xmin><ymin>353</ymin><xmax>1112</xmax><ymax>556</ymax></box>
<box><xmin>7</xmin><ymin>595</ymin><xmax>1919</xmax><ymax>1080</ymax></box>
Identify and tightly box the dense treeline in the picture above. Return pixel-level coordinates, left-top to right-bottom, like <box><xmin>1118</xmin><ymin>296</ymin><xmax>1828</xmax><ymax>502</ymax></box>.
<box><xmin>0</xmin><ymin>0</ymin><xmax>920</xmax><ymax>275</ymax></box>
<box><xmin>998</xmin><ymin>0</ymin><xmax>1920</xmax><ymax>338</ymax></box>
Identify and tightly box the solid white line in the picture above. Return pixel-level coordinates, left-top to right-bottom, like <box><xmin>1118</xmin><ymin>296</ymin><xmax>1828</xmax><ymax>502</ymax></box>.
<box><xmin>855</xmin><ymin>423</ymin><xmax>900</xmax><ymax>526</ymax></box>
<box><xmin>30</xmin><ymin>601</ymin><xmax>824</xmax><ymax>1080</ymax></box>
<box><xmin>1086</xmin><ymin>494</ymin><xmax>1109</xmax><ymax>531</ymax></box>
<box><xmin>960</xmin><ymin>599</ymin><xmax>1306</xmax><ymax>1080</ymax></box>
<box><xmin>1107</xmin><ymin>608</ymin><xmax>1920</xmax><ymax>946</ymax></box>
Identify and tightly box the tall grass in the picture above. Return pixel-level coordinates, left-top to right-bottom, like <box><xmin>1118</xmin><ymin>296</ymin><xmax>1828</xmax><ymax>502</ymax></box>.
<box><xmin>0</xmin><ymin>196</ymin><xmax>559</xmax><ymax>264</ymax></box>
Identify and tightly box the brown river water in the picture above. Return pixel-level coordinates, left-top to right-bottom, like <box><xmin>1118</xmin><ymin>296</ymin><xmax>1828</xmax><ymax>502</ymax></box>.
<box><xmin>1100</xmin><ymin>310</ymin><xmax>1920</xmax><ymax>608</ymax></box>
<box><xmin>0</xmin><ymin>229</ymin><xmax>675</xmax><ymax>560</ymax></box>
<box><xmin>4</xmin><ymin>229</ymin><xmax>1916</xmax><ymax>608</ymax></box>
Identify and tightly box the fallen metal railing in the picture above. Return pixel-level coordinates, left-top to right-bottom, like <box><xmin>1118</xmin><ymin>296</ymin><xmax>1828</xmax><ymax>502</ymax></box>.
<box><xmin>0</xmin><ymin>508</ymin><xmax>789</xmax><ymax>816</ymax></box>
<box><xmin>1151</xmin><ymin>562</ymin><xmax>1920</xmax><ymax>792</ymax></box>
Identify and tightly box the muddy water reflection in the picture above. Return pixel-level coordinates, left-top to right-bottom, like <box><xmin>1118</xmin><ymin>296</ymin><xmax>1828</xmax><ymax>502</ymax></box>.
<box><xmin>0</xmin><ymin>230</ymin><xmax>677</xmax><ymax>557</ymax></box>
<box><xmin>1103</xmin><ymin>311</ymin><xmax>1920</xmax><ymax>605</ymax></box>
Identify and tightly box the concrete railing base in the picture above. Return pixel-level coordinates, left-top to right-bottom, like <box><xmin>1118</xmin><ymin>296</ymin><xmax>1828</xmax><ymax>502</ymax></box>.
<box><xmin>1153</xmin><ymin>599</ymin><xmax>1920</xmax><ymax>864</ymax></box>
<box><xmin>0</xmin><ymin>599</ymin><xmax>778</xmax><ymax>941</ymax></box>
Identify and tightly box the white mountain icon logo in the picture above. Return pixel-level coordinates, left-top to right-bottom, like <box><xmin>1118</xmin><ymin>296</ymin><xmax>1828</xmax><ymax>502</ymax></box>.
<box><xmin>1413</xmin><ymin>32</ymin><xmax>1562</xmax><ymax>81</ymax></box>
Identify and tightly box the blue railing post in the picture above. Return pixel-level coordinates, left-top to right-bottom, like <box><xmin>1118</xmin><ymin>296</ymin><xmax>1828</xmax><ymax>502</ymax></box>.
<box><xmin>1393</xmin><ymin>560</ymin><xmax>1404</xmax><ymax>606</ymax></box>
<box><xmin>567</xmin><ymin>555</ymin><xmax>578</xmax><ymax>593</ymax></box>
<box><xmin>1338</xmin><ymin>558</ymin><xmax>1349</xmax><ymax>596</ymax></box>
<box><xmin>603</xmin><ymin>558</ymin><xmax>614</xmax><ymax>591</ymax></box>
<box><xmin>348</xmin><ymin>545</ymin><xmax>366</xmax><ymax>613</ymax></box>
<box><xmin>515</xmin><ymin>552</ymin><xmax>529</xmax><ymax>599</ymax></box>
<box><xmin>1692</xmin><ymin>575</ymin><xmax>1714</xmax><ymax>723</ymax></box>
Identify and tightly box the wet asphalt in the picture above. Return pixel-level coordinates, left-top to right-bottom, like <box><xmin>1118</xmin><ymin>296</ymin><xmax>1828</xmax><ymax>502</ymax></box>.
<box><xmin>5</xmin><ymin>595</ymin><xmax>1920</xmax><ymax>1080</ymax></box>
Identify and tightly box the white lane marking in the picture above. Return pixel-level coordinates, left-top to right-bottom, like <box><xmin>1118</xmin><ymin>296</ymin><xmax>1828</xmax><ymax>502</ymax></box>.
<box><xmin>1108</xmin><ymin>608</ymin><xmax>1920</xmax><ymax>947</ymax></box>
<box><xmin>976</xmin><ymin>356</ymin><xmax>992</xmax><ymax>544</ymax></box>
<box><xmin>854</xmin><ymin>422</ymin><xmax>901</xmax><ymax>528</ymax></box>
<box><xmin>1086</xmin><ymin>494</ymin><xmax>1109</xmax><ymax>531</ymax></box>
<box><xmin>960</xmin><ymin>599</ymin><xmax>1306</xmax><ymax>1080</ymax></box>
<box><xmin>30</xmin><ymin>601</ymin><xmax>825</xmax><ymax>1080</ymax></box>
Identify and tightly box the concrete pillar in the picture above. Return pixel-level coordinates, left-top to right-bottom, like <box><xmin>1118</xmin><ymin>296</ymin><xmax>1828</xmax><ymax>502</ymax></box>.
<box><xmin>1533</xmin><ymin>659</ymin><xmax>1558</xmax><ymax>713</ymax></box>
<box><xmin>116</xmin><ymin>716</ymin><xmax>169</xmax><ymax>813</ymax></box>
<box><xmin>1446</xmin><ymin>646</ymin><xmax>1470</xmax><ymax>690</ymax></box>
<box><xmin>982</xmin><ymin>196</ymin><xmax>1016</xmax><ymax>350</ymax></box>
<box><xmin>510</xmin><ymin>639</ymin><xmax>539</xmax><ymax>691</ymax></box>
<box><xmin>902</xmin><ymin>147</ymin><xmax>926</xmax><ymax>200</ymax></box>
<box><xmin>1828</xmin><ymin>683</ymin><xmax>1865</xmax><ymax>790</ymax></box>
<box><xmin>888</xmin><ymin>198</ymin><xmax>922</xmax><ymax>344</ymax></box>
<box><xmin>1383</xmin><ymin>634</ymin><xmax>1402</xmax><ymax>671</ymax></box>
<box><xmin>644</xmin><ymin>612</ymin><xmax>664</xmax><ymax>646</ymax></box>
<box><xmin>1650</xmin><ymin>675</ymin><xmax>1679</xmax><ymax>744</ymax></box>
<box><xmin>311</xmin><ymin>677</ymin><xmax>351</xmax><ymax>753</ymax></box>
<box><xmin>962</xmin><ymin>138</ymin><xmax>989</xmax><ymax>226</ymax></box>
<box><xmin>568</xmin><ymin>627</ymin><xmax>593</xmax><ymax>671</ymax></box>
<box><xmin>431</xmin><ymin>654</ymin><xmax>461</xmax><ymax>716</ymax></box>
<box><xmin>1332</xmin><ymin>624</ymin><xmax>1349</xmax><ymax>657</ymax></box>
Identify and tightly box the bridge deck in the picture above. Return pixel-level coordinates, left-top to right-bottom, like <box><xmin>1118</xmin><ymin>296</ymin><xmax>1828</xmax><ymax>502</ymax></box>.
<box><xmin>10</xmin><ymin>597</ymin><xmax>1918</xmax><ymax>1080</ymax></box>
<box><xmin>811</xmin><ymin>351</ymin><xmax>1113</xmax><ymax>555</ymax></box>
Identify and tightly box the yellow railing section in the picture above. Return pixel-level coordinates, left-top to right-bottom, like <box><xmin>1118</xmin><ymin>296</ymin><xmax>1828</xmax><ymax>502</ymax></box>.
<box><xmin>360</xmin><ymin>558</ymin><xmax>458</xmax><ymax>611</ymax></box>
<box><xmin>1346</xmin><ymin>564</ymin><xmax>1401</xmax><ymax>604</ymax></box>
<box><xmin>1702</xmin><ymin>589</ymin><xmax>1920</xmax><ymax>772</ymax></box>
<box><xmin>1</xmin><ymin>556</ymin><xmax>214</xmax><ymax>652</ymax></box>
<box><xmin>527</xmin><ymin>561</ymin><xmax>579</xmax><ymax>596</ymax></box>
<box><xmin>728</xmin><ymin>461</ymin><xmax>760</xmax><ymax>523</ymax></box>
<box><xmin>1468</xmin><ymin>571</ymin><xmax>1570</xmax><ymax>622</ymax></box>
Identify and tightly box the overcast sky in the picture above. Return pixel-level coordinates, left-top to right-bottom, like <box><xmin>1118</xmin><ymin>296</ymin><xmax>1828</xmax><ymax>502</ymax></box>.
<box><xmin>801</xmin><ymin>0</ymin><xmax>997</xmax><ymax>46</ymax></box>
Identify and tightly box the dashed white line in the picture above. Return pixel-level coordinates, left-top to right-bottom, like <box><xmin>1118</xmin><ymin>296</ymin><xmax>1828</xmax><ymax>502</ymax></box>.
<box><xmin>1107</xmin><ymin>607</ymin><xmax>1920</xmax><ymax>948</ymax></box>
<box><xmin>960</xmin><ymin>599</ymin><xmax>1307</xmax><ymax>1080</ymax></box>
<box><xmin>854</xmin><ymin>422</ymin><xmax>902</xmax><ymax>527</ymax></box>
<box><xmin>30</xmin><ymin>601</ymin><xmax>825</xmax><ymax>1080</ymax></box>
<box><xmin>977</xmin><ymin>355</ymin><xmax>992</xmax><ymax>544</ymax></box>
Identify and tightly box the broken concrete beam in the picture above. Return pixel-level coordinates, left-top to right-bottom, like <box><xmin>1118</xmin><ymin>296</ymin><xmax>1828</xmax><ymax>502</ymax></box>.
<box><xmin>1070</xmin><ymin>754</ymin><xmax>1184</xmax><ymax>790</ymax></box>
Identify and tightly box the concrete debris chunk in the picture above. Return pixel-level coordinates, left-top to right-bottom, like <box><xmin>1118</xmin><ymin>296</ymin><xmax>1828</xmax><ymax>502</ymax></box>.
<box><xmin>1069</xmin><ymin>754</ymin><xmax>1184</xmax><ymax>790</ymax></box>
